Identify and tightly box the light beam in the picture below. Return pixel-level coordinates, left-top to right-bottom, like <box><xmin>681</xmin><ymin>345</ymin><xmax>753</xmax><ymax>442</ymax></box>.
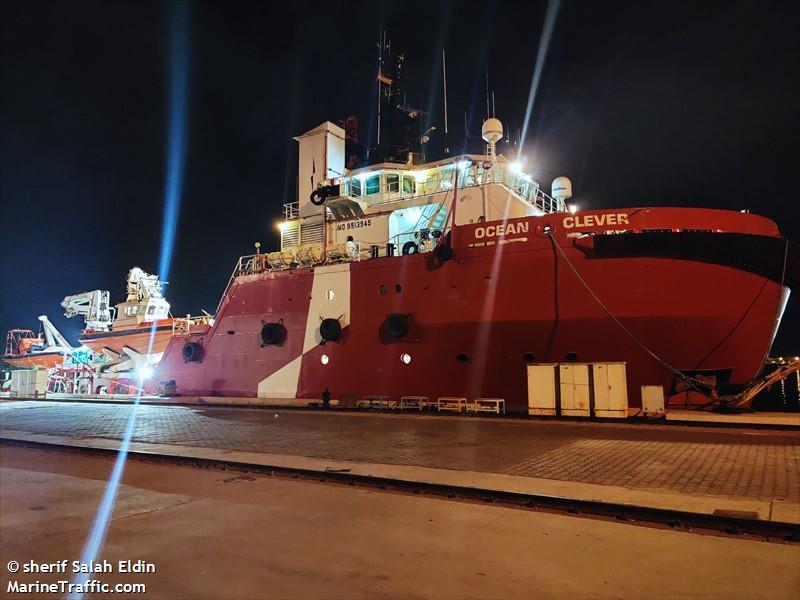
<box><xmin>69</xmin><ymin>3</ymin><xmax>191</xmax><ymax>598</ymax></box>
<box><xmin>519</xmin><ymin>0</ymin><xmax>561</xmax><ymax>156</ymax></box>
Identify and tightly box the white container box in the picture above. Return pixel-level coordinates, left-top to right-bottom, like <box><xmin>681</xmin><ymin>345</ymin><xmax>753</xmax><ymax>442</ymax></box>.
<box><xmin>592</xmin><ymin>362</ymin><xmax>628</xmax><ymax>418</ymax></box>
<box><xmin>527</xmin><ymin>364</ymin><xmax>557</xmax><ymax>416</ymax></box>
<box><xmin>641</xmin><ymin>385</ymin><xmax>665</xmax><ymax>417</ymax></box>
<box><xmin>10</xmin><ymin>369</ymin><xmax>48</xmax><ymax>397</ymax></box>
<box><xmin>559</xmin><ymin>363</ymin><xmax>591</xmax><ymax>417</ymax></box>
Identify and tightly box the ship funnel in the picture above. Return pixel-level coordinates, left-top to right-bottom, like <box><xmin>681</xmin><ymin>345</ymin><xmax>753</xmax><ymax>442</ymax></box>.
<box><xmin>481</xmin><ymin>118</ymin><xmax>503</xmax><ymax>161</ymax></box>
<box><xmin>551</xmin><ymin>176</ymin><xmax>573</xmax><ymax>202</ymax></box>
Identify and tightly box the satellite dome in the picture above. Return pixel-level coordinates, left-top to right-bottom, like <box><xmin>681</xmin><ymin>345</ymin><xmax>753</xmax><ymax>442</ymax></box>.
<box><xmin>481</xmin><ymin>118</ymin><xmax>504</xmax><ymax>144</ymax></box>
<box><xmin>551</xmin><ymin>176</ymin><xmax>573</xmax><ymax>201</ymax></box>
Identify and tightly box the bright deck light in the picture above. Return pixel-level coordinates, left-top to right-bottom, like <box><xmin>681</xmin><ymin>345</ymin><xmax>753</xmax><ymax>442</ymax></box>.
<box><xmin>568</xmin><ymin>204</ymin><xmax>578</xmax><ymax>214</ymax></box>
<box><xmin>510</xmin><ymin>161</ymin><xmax>523</xmax><ymax>174</ymax></box>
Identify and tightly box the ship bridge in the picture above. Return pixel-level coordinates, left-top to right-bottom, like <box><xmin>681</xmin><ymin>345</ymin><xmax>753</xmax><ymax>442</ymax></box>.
<box><xmin>272</xmin><ymin>121</ymin><xmax>566</xmax><ymax>270</ymax></box>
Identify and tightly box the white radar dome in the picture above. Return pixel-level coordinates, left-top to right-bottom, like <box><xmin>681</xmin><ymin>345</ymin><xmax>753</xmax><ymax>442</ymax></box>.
<box><xmin>481</xmin><ymin>118</ymin><xmax>504</xmax><ymax>144</ymax></box>
<box><xmin>551</xmin><ymin>176</ymin><xmax>573</xmax><ymax>201</ymax></box>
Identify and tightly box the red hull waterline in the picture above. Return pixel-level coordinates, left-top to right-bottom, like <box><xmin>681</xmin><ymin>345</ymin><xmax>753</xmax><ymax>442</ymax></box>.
<box><xmin>157</xmin><ymin>207</ymin><xmax>792</xmax><ymax>412</ymax></box>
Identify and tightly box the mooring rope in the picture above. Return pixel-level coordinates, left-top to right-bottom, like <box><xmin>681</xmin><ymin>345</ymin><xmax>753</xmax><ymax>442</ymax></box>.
<box><xmin>546</xmin><ymin>231</ymin><xmax>716</xmax><ymax>395</ymax></box>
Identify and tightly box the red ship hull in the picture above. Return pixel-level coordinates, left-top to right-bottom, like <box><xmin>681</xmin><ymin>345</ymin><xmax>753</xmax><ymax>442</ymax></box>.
<box><xmin>157</xmin><ymin>208</ymin><xmax>793</xmax><ymax>411</ymax></box>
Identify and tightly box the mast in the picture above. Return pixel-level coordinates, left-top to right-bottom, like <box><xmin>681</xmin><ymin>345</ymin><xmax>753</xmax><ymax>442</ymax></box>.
<box><xmin>442</xmin><ymin>49</ymin><xmax>449</xmax><ymax>154</ymax></box>
<box><xmin>485</xmin><ymin>64</ymin><xmax>490</xmax><ymax>119</ymax></box>
<box><xmin>376</xmin><ymin>28</ymin><xmax>383</xmax><ymax>147</ymax></box>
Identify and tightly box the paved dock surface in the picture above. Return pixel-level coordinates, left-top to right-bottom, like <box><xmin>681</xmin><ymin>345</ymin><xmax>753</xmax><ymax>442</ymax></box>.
<box><xmin>1</xmin><ymin>400</ymin><xmax>797</xmax><ymax>505</ymax></box>
<box><xmin>2</xmin><ymin>445</ymin><xmax>798</xmax><ymax>600</ymax></box>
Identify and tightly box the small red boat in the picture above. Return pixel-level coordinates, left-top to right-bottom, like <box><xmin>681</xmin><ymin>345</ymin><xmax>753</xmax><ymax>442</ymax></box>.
<box><xmin>2</xmin><ymin>317</ymin><xmax>71</xmax><ymax>369</ymax></box>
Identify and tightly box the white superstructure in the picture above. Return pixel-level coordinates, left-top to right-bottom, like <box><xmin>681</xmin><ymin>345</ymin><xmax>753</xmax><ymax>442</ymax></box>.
<box><xmin>272</xmin><ymin>118</ymin><xmax>566</xmax><ymax>270</ymax></box>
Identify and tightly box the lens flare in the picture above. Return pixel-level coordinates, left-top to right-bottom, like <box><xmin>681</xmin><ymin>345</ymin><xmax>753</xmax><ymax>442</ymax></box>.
<box><xmin>69</xmin><ymin>3</ymin><xmax>191</xmax><ymax>598</ymax></box>
<box><xmin>519</xmin><ymin>0</ymin><xmax>561</xmax><ymax>156</ymax></box>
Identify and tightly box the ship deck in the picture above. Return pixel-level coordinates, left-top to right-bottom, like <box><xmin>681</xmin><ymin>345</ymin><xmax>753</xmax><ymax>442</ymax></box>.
<box><xmin>1</xmin><ymin>400</ymin><xmax>798</xmax><ymax>526</ymax></box>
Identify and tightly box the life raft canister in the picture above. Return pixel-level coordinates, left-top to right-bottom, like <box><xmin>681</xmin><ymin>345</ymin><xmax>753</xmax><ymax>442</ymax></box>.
<box><xmin>260</xmin><ymin>322</ymin><xmax>286</xmax><ymax>346</ymax></box>
<box><xmin>385</xmin><ymin>313</ymin><xmax>409</xmax><ymax>338</ymax></box>
<box><xmin>319</xmin><ymin>318</ymin><xmax>342</xmax><ymax>342</ymax></box>
<box><xmin>182</xmin><ymin>341</ymin><xmax>203</xmax><ymax>363</ymax></box>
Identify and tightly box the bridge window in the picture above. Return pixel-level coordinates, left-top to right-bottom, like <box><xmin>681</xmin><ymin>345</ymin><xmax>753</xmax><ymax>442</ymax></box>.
<box><xmin>402</xmin><ymin>176</ymin><xmax>416</xmax><ymax>194</ymax></box>
<box><xmin>441</xmin><ymin>168</ymin><xmax>455</xmax><ymax>188</ymax></box>
<box><xmin>350</xmin><ymin>178</ymin><xmax>362</xmax><ymax>197</ymax></box>
<box><xmin>386</xmin><ymin>174</ymin><xmax>399</xmax><ymax>192</ymax></box>
<box><xmin>365</xmin><ymin>175</ymin><xmax>380</xmax><ymax>195</ymax></box>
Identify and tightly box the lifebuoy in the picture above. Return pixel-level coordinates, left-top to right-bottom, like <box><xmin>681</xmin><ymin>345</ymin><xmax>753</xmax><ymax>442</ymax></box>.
<box><xmin>260</xmin><ymin>322</ymin><xmax>286</xmax><ymax>346</ymax></box>
<box><xmin>182</xmin><ymin>341</ymin><xmax>203</xmax><ymax>363</ymax></box>
<box><xmin>320</xmin><ymin>318</ymin><xmax>341</xmax><ymax>342</ymax></box>
<box><xmin>385</xmin><ymin>313</ymin><xmax>409</xmax><ymax>338</ymax></box>
<box><xmin>402</xmin><ymin>241</ymin><xmax>418</xmax><ymax>255</ymax></box>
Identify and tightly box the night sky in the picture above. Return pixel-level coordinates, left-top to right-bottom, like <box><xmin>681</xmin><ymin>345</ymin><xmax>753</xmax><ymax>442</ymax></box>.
<box><xmin>2</xmin><ymin>0</ymin><xmax>798</xmax><ymax>354</ymax></box>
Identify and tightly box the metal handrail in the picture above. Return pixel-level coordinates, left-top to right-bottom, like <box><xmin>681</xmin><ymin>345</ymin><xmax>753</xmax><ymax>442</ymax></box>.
<box><xmin>281</xmin><ymin>160</ymin><xmax>566</xmax><ymax>221</ymax></box>
<box><xmin>283</xmin><ymin>202</ymin><xmax>299</xmax><ymax>219</ymax></box>
<box><xmin>172</xmin><ymin>314</ymin><xmax>214</xmax><ymax>336</ymax></box>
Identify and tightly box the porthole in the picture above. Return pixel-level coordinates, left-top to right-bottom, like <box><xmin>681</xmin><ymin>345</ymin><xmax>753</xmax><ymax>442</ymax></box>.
<box><xmin>523</xmin><ymin>352</ymin><xmax>535</xmax><ymax>363</ymax></box>
<box><xmin>456</xmin><ymin>353</ymin><xmax>469</xmax><ymax>363</ymax></box>
<box><xmin>326</xmin><ymin>289</ymin><xmax>335</xmax><ymax>301</ymax></box>
<box><xmin>321</xmin><ymin>354</ymin><xmax>330</xmax><ymax>365</ymax></box>
<box><xmin>400</xmin><ymin>353</ymin><xmax>412</xmax><ymax>365</ymax></box>
<box><xmin>379</xmin><ymin>285</ymin><xmax>388</xmax><ymax>296</ymax></box>
<box><xmin>395</xmin><ymin>284</ymin><xmax>402</xmax><ymax>293</ymax></box>
<box><xmin>565</xmin><ymin>352</ymin><xmax>578</xmax><ymax>362</ymax></box>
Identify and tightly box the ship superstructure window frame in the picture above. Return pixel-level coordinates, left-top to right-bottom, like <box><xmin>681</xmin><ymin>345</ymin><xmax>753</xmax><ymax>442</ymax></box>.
<box><xmin>386</xmin><ymin>174</ymin><xmax>400</xmax><ymax>193</ymax></box>
<box><xmin>402</xmin><ymin>175</ymin><xmax>416</xmax><ymax>194</ymax></box>
<box><xmin>365</xmin><ymin>175</ymin><xmax>380</xmax><ymax>195</ymax></box>
<box><xmin>350</xmin><ymin>178</ymin><xmax>362</xmax><ymax>197</ymax></box>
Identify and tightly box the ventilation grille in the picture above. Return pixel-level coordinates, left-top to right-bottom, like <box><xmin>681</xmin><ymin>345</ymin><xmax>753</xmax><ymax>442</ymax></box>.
<box><xmin>280</xmin><ymin>222</ymin><xmax>300</xmax><ymax>249</ymax></box>
<box><xmin>300</xmin><ymin>222</ymin><xmax>324</xmax><ymax>246</ymax></box>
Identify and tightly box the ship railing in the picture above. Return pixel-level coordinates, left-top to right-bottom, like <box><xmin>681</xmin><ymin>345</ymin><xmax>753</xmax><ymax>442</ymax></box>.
<box><xmin>172</xmin><ymin>314</ymin><xmax>214</xmax><ymax>336</ymax></box>
<box><xmin>335</xmin><ymin>162</ymin><xmax>566</xmax><ymax>214</ymax></box>
<box><xmin>283</xmin><ymin>201</ymin><xmax>299</xmax><ymax>220</ymax></box>
<box><xmin>213</xmin><ymin>255</ymin><xmax>255</xmax><ymax>318</ymax></box>
<box><xmin>280</xmin><ymin>162</ymin><xmax>565</xmax><ymax>222</ymax></box>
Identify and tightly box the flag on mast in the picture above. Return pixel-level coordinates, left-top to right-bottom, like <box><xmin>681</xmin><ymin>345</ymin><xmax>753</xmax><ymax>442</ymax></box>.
<box><xmin>377</xmin><ymin>71</ymin><xmax>393</xmax><ymax>85</ymax></box>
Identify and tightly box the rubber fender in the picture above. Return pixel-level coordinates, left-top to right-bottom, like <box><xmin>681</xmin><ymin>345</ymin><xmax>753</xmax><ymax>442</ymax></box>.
<box><xmin>260</xmin><ymin>322</ymin><xmax>286</xmax><ymax>346</ymax></box>
<box><xmin>385</xmin><ymin>313</ymin><xmax>409</xmax><ymax>338</ymax></box>
<box><xmin>402</xmin><ymin>241</ymin><xmax>418</xmax><ymax>255</ymax></box>
<box><xmin>182</xmin><ymin>341</ymin><xmax>203</xmax><ymax>363</ymax></box>
<box><xmin>320</xmin><ymin>318</ymin><xmax>342</xmax><ymax>341</ymax></box>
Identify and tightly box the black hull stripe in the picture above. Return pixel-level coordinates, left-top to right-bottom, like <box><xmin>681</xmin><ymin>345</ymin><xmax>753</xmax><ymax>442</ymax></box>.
<box><xmin>589</xmin><ymin>232</ymin><xmax>798</xmax><ymax>289</ymax></box>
